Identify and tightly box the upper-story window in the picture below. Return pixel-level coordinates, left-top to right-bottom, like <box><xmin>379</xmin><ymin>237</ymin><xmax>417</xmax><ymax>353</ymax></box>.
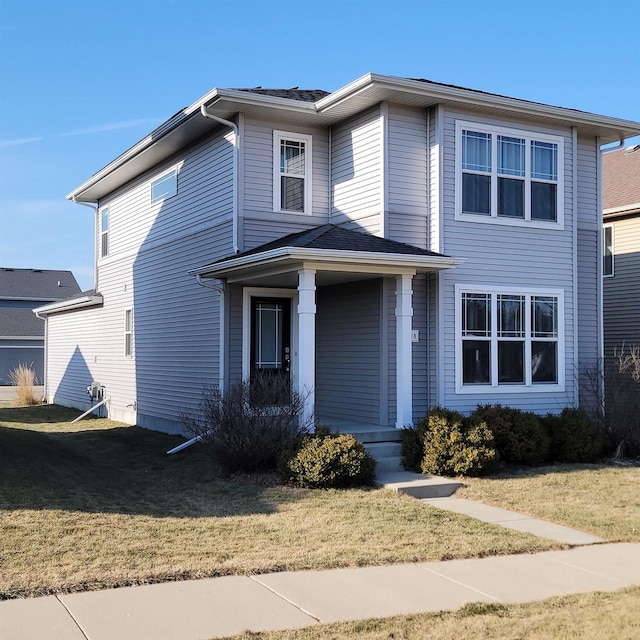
<box><xmin>456</xmin><ymin>121</ymin><xmax>564</xmax><ymax>228</ymax></box>
<box><xmin>100</xmin><ymin>208</ymin><xmax>109</xmax><ymax>258</ymax></box>
<box><xmin>273</xmin><ymin>131</ymin><xmax>312</xmax><ymax>214</ymax></box>
<box><xmin>603</xmin><ymin>224</ymin><xmax>614</xmax><ymax>277</ymax></box>
<box><xmin>151</xmin><ymin>168</ymin><xmax>178</xmax><ymax>204</ymax></box>
<box><xmin>456</xmin><ymin>285</ymin><xmax>564</xmax><ymax>393</ymax></box>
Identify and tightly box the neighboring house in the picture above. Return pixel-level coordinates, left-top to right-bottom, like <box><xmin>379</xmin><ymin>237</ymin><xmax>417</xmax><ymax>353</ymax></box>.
<box><xmin>35</xmin><ymin>74</ymin><xmax>640</xmax><ymax>434</ymax></box>
<box><xmin>603</xmin><ymin>144</ymin><xmax>640</xmax><ymax>357</ymax></box>
<box><xmin>0</xmin><ymin>268</ymin><xmax>80</xmax><ymax>385</ymax></box>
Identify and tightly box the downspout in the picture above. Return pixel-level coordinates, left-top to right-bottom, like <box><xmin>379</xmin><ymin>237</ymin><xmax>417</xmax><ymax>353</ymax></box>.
<box><xmin>196</xmin><ymin>275</ymin><xmax>226</xmax><ymax>393</ymax></box>
<box><xmin>572</xmin><ymin>127</ymin><xmax>578</xmax><ymax>407</ymax></box>
<box><xmin>72</xmin><ymin>197</ymin><xmax>99</xmax><ymax>290</ymax></box>
<box><xmin>34</xmin><ymin>308</ymin><xmax>47</xmax><ymax>402</ymax></box>
<box><xmin>200</xmin><ymin>105</ymin><xmax>239</xmax><ymax>254</ymax></box>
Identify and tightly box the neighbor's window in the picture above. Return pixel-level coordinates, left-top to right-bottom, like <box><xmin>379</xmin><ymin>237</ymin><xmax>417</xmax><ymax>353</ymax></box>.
<box><xmin>124</xmin><ymin>309</ymin><xmax>133</xmax><ymax>357</ymax></box>
<box><xmin>457</xmin><ymin>122</ymin><xmax>563</xmax><ymax>225</ymax></box>
<box><xmin>100</xmin><ymin>208</ymin><xmax>109</xmax><ymax>258</ymax></box>
<box><xmin>459</xmin><ymin>289</ymin><xmax>562</xmax><ymax>390</ymax></box>
<box><xmin>274</xmin><ymin>131</ymin><xmax>311</xmax><ymax>214</ymax></box>
<box><xmin>151</xmin><ymin>169</ymin><xmax>177</xmax><ymax>203</ymax></box>
<box><xmin>603</xmin><ymin>225</ymin><xmax>614</xmax><ymax>277</ymax></box>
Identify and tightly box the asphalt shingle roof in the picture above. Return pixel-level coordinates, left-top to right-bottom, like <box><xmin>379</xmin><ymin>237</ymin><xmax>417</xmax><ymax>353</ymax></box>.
<box><xmin>0</xmin><ymin>308</ymin><xmax>44</xmax><ymax>338</ymax></box>
<box><xmin>0</xmin><ymin>268</ymin><xmax>81</xmax><ymax>299</ymax></box>
<box><xmin>603</xmin><ymin>145</ymin><xmax>640</xmax><ymax>212</ymax></box>
<box><xmin>233</xmin><ymin>88</ymin><xmax>330</xmax><ymax>102</ymax></box>
<box><xmin>214</xmin><ymin>224</ymin><xmax>448</xmax><ymax>265</ymax></box>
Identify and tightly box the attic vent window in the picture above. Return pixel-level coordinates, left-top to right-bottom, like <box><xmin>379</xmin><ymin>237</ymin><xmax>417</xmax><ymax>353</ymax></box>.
<box><xmin>151</xmin><ymin>169</ymin><xmax>178</xmax><ymax>204</ymax></box>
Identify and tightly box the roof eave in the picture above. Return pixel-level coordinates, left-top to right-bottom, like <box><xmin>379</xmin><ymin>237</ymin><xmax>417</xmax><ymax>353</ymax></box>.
<box><xmin>191</xmin><ymin>247</ymin><xmax>464</xmax><ymax>278</ymax></box>
<box><xmin>34</xmin><ymin>294</ymin><xmax>104</xmax><ymax>316</ymax></box>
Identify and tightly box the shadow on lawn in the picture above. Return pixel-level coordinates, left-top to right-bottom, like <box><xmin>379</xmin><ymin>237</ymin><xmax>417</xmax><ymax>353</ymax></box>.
<box><xmin>0</xmin><ymin>407</ymin><xmax>295</xmax><ymax>519</ymax></box>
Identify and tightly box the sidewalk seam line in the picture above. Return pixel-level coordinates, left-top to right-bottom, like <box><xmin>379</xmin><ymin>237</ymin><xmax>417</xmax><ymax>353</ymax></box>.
<box><xmin>421</xmin><ymin>567</ymin><xmax>502</xmax><ymax>603</ymax></box>
<box><xmin>546</xmin><ymin>559</ymin><xmax>627</xmax><ymax>584</ymax></box>
<box><xmin>248</xmin><ymin>576</ymin><xmax>321</xmax><ymax>624</ymax></box>
<box><xmin>55</xmin><ymin>595</ymin><xmax>90</xmax><ymax>640</ymax></box>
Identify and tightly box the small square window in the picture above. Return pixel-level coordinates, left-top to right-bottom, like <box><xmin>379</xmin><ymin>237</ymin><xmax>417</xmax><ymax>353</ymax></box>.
<box><xmin>463</xmin><ymin>340</ymin><xmax>491</xmax><ymax>384</ymax></box>
<box><xmin>462</xmin><ymin>174</ymin><xmax>491</xmax><ymax>215</ymax></box>
<box><xmin>498</xmin><ymin>177</ymin><xmax>525</xmax><ymax>218</ymax></box>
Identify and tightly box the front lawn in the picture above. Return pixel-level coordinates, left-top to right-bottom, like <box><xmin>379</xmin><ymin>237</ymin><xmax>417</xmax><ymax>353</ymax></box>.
<box><xmin>222</xmin><ymin>587</ymin><xmax>640</xmax><ymax>640</ymax></box>
<box><xmin>0</xmin><ymin>405</ymin><xmax>556</xmax><ymax>599</ymax></box>
<box><xmin>458</xmin><ymin>464</ymin><xmax>640</xmax><ymax>542</ymax></box>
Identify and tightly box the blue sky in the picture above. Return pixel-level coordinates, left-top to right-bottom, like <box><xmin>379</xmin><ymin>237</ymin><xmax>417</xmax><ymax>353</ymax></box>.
<box><xmin>1</xmin><ymin>0</ymin><xmax>638</xmax><ymax>291</ymax></box>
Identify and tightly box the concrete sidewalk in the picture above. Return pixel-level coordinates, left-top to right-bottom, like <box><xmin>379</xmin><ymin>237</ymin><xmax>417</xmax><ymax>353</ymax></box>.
<box><xmin>2</xmin><ymin>543</ymin><xmax>639</xmax><ymax>640</ymax></box>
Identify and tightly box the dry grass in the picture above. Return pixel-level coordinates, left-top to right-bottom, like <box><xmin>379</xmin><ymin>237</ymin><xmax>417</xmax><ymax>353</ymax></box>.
<box><xmin>223</xmin><ymin>587</ymin><xmax>640</xmax><ymax>640</ymax></box>
<box><xmin>8</xmin><ymin>363</ymin><xmax>39</xmax><ymax>406</ymax></box>
<box><xmin>0</xmin><ymin>405</ymin><xmax>558</xmax><ymax>600</ymax></box>
<box><xmin>458</xmin><ymin>464</ymin><xmax>640</xmax><ymax>542</ymax></box>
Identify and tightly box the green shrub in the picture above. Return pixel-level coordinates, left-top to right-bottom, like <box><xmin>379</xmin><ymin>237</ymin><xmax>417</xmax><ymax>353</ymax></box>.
<box><xmin>401</xmin><ymin>426</ymin><xmax>424</xmax><ymax>472</ymax></box>
<box><xmin>543</xmin><ymin>408</ymin><xmax>605</xmax><ymax>463</ymax></box>
<box><xmin>472</xmin><ymin>405</ymin><xmax>550</xmax><ymax>466</ymax></box>
<box><xmin>417</xmin><ymin>407</ymin><xmax>498</xmax><ymax>477</ymax></box>
<box><xmin>281</xmin><ymin>433</ymin><xmax>376</xmax><ymax>488</ymax></box>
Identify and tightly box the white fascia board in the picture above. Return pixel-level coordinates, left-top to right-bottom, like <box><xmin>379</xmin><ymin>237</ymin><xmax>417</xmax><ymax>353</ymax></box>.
<box><xmin>67</xmin><ymin>90</ymin><xmax>317</xmax><ymax>202</ymax></box>
<box><xmin>192</xmin><ymin>247</ymin><xmax>464</xmax><ymax>278</ymax></box>
<box><xmin>317</xmin><ymin>73</ymin><xmax>640</xmax><ymax>139</ymax></box>
<box><xmin>34</xmin><ymin>295</ymin><xmax>103</xmax><ymax>315</ymax></box>
<box><xmin>604</xmin><ymin>203</ymin><xmax>640</xmax><ymax>217</ymax></box>
<box><xmin>0</xmin><ymin>336</ymin><xmax>43</xmax><ymax>340</ymax></box>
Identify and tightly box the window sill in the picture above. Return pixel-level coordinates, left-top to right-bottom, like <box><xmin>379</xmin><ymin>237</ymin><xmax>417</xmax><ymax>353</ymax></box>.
<box><xmin>455</xmin><ymin>383</ymin><xmax>565</xmax><ymax>394</ymax></box>
<box><xmin>455</xmin><ymin>213</ymin><xmax>563</xmax><ymax>231</ymax></box>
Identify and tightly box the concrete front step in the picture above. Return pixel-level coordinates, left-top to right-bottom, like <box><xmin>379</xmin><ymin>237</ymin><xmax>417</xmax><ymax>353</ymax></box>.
<box><xmin>376</xmin><ymin>470</ymin><xmax>463</xmax><ymax>499</ymax></box>
<box><xmin>333</xmin><ymin>427</ymin><xmax>403</xmax><ymax>444</ymax></box>
<box><xmin>373</xmin><ymin>456</ymin><xmax>404</xmax><ymax>473</ymax></box>
<box><xmin>364</xmin><ymin>441</ymin><xmax>402</xmax><ymax>458</ymax></box>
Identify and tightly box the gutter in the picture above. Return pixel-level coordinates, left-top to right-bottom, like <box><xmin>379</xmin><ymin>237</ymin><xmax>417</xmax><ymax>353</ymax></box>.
<box><xmin>200</xmin><ymin>105</ymin><xmax>239</xmax><ymax>254</ymax></box>
<box><xmin>191</xmin><ymin>247</ymin><xmax>465</xmax><ymax>278</ymax></box>
<box><xmin>34</xmin><ymin>294</ymin><xmax>103</xmax><ymax>316</ymax></box>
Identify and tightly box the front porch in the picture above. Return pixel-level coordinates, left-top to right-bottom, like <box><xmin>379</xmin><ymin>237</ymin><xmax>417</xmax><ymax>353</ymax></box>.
<box><xmin>191</xmin><ymin>225</ymin><xmax>463</xmax><ymax>431</ymax></box>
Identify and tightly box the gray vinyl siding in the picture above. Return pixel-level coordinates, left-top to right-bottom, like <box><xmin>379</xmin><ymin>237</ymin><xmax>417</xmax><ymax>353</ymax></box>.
<box><xmin>604</xmin><ymin>215</ymin><xmax>640</xmax><ymax>354</ymax></box>
<box><xmin>331</xmin><ymin>106</ymin><xmax>383</xmax><ymax>235</ymax></box>
<box><xmin>387</xmin><ymin>104</ymin><xmax>428</xmax><ymax>247</ymax></box>
<box><xmin>427</xmin><ymin>272</ymin><xmax>438</xmax><ymax>408</ymax></box>
<box><xmin>575</xmin><ymin>136</ymin><xmax>600</xmax><ymax>404</ymax></box>
<box><xmin>47</xmin><ymin>223</ymin><xmax>232</xmax><ymax>431</ymax></box>
<box><xmin>0</xmin><ymin>343</ymin><xmax>44</xmax><ymax>385</ymax></box>
<box><xmin>439</xmin><ymin>107</ymin><xmax>576</xmax><ymax>413</ymax></box>
<box><xmin>227</xmin><ymin>283</ymin><xmax>243</xmax><ymax>386</ymax></box>
<box><xmin>241</xmin><ymin>116</ymin><xmax>329</xmax><ymax>250</ymax></box>
<box><xmin>98</xmin><ymin>128</ymin><xmax>234</xmax><ymax>260</ymax></box>
<box><xmin>316</xmin><ymin>279</ymin><xmax>381</xmax><ymax>425</ymax></box>
<box><xmin>411</xmin><ymin>274</ymin><xmax>429</xmax><ymax>420</ymax></box>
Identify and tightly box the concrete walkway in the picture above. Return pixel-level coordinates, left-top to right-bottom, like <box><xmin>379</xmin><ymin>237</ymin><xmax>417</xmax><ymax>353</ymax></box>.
<box><xmin>2</xmin><ymin>543</ymin><xmax>639</xmax><ymax>640</ymax></box>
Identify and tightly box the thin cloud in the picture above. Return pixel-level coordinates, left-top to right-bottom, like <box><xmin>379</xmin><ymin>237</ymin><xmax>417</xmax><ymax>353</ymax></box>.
<box><xmin>0</xmin><ymin>118</ymin><xmax>162</xmax><ymax>147</ymax></box>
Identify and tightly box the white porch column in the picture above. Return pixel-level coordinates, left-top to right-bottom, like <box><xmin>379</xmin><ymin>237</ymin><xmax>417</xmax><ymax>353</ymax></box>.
<box><xmin>297</xmin><ymin>268</ymin><xmax>316</xmax><ymax>429</ymax></box>
<box><xmin>395</xmin><ymin>274</ymin><xmax>413</xmax><ymax>428</ymax></box>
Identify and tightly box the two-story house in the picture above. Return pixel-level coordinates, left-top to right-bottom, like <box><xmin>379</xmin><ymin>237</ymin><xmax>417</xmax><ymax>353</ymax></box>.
<box><xmin>602</xmin><ymin>144</ymin><xmax>640</xmax><ymax>357</ymax></box>
<box><xmin>35</xmin><ymin>74</ymin><xmax>640</xmax><ymax>434</ymax></box>
<box><xmin>1</xmin><ymin>268</ymin><xmax>79</xmax><ymax>385</ymax></box>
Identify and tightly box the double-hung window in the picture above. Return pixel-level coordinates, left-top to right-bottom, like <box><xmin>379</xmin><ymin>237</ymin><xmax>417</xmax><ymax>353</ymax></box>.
<box><xmin>457</xmin><ymin>121</ymin><xmax>563</xmax><ymax>227</ymax></box>
<box><xmin>124</xmin><ymin>309</ymin><xmax>133</xmax><ymax>357</ymax></box>
<box><xmin>100</xmin><ymin>208</ymin><xmax>109</xmax><ymax>258</ymax></box>
<box><xmin>603</xmin><ymin>225</ymin><xmax>614</xmax><ymax>277</ymax></box>
<box><xmin>274</xmin><ymin>131</ymin><xmax>312</xmax><ymax>214</ymax></box>
<box><xmin>457</xmin><ymin>286</ymin><xmax>563</xmax><ymax>392</ymax></box>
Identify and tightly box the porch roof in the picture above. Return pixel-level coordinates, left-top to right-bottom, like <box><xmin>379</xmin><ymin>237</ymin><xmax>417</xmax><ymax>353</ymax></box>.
<box><xmin>191</xmin><ymin>225</ymin><xmax>463</xmax><ymax>286</ymax></box>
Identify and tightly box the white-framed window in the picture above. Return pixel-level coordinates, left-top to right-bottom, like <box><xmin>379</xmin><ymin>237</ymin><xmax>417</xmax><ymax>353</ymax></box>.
<box><xmin>455</xmin><ymin>121</ymin><xmax>564</xmax><ymax>229</ymax></box>
<box><xmin>124</xmin><ymin>308</ymin><xmax>133</xmax><ymax>357</ymax></box>
<box><xmin>455</xmin><ymin>285</ymin><xmax>565</xmax><ymax>393</ymax></box>
<box><xmin>100</xmin><ymin>208</ymin><xmax>109</xmax><ymax>258</ymax></box>
<box><xmin>273</xmin><ymin>131</ymin><xmax>312</xmax><ymax>214</ymax></box>
<box><xmin>151</xmin><ymin>168</ymin><xmax>177</xmax><ymax>204</ymax></box>
<box><xmin>603</xmin><ymin>224</ymin><xmax>614</xmax><ymax>277</ymax></box>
